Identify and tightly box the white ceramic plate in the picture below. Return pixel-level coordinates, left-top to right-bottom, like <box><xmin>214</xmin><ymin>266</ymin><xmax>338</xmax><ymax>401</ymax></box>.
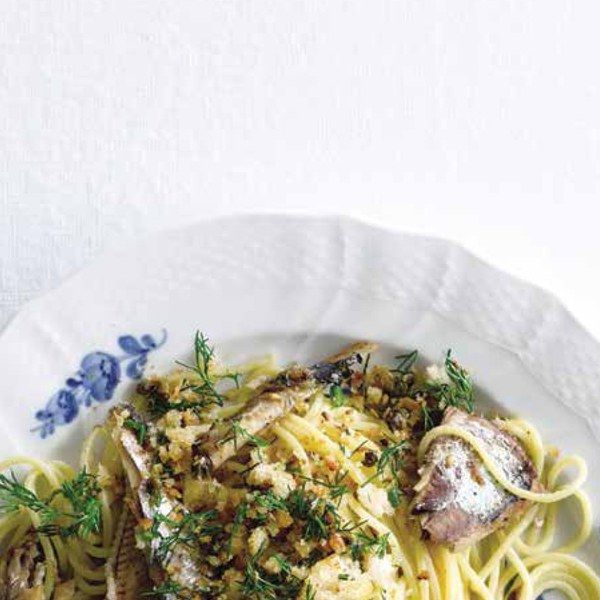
<box><xmin>1</xmin><ymin>214</ymin><xmax>599</xmax><ymax>578</ymax></box>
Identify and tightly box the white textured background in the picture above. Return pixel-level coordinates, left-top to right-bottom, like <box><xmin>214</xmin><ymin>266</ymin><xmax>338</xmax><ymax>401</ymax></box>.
<box><xmin>2</xmin><ymin>1</ymin><xmax>600</xmax><ymax>337</ymax></box>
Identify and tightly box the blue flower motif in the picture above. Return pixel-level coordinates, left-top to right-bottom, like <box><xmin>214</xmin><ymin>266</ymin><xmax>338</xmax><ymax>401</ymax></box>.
<box><xmin>117</xmin><ymin>332</ymin><xmax>165</xmax><ymax>380</ymax></box>
<box><xmin>79</xmin><ymin>352</ymin><xmax>121</xmax><ymax>402</ymax></box>
<box><xmin>47</xmin><ymin>389</ymin><xmax>79</xmax><ymax>424</ymax></box>
<box><xmin>32</xmin><ymin>330</ymin><xmax>166</xmax><ymax>438</ymax></box>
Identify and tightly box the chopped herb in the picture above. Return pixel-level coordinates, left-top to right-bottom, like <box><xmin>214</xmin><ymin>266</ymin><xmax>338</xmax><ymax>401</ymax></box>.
<box><xmin>252</xmin><ymin>490</ymin><xmax>287</xmax><ymax>512</ymax></box>
<box><xmin>175</xmin><ymin>331</ymin><xmax>241</xmax><ymax>407</ymax></box>
<box><xmin>349</xmin><ymin>440</ymin><xmax>369</xmax><ymax>457</ymax></box>
<box><xmin>273</xmin><ymin>554</ymin><xmax>292</xmax><ymax>575</ymax></box>
<box><xmin>420</xmin><ymin>404</ymin><xmax>434</xmax><ymax>431</ymax></box>
<box><xmin>329</xmin><ymin>385</ymin><xmax>346</xmax><ymax>408</ymax></box>
<box><xmin>363</xmin><ymin>440</ymin><xmax>407</xmax><ymax>486</ymax></box>
<box><xmin>220</xmin><ymin>419</ymin><xmax>269</xmax><ymax>457</ymax></box>
<box><xmin>49</xmin><ymin>469</ymin><xmax>102</xmax><ymax>537</ymax></box>
<box><xmin>148</xmin><ymin>508</ymin><xmax>221</xmax><ymax>562</ymax></box>
<box><xmin>391</xmin><ymin>350</ymin><xmax>418</xmax><ymax>375</ymax></box>
<box><xmin>124</xmin><ymin>417</ymin><xmax>147</xmax><ymax>445</ymax></box>
<box><xmin>421</xmin><ymin>350</ymin><xmax>473</xmax><ymax>413</ymax></box>
<box><xmin>140</xmin><ymin>380</ymin><xmax>212</xmax><ymax>417</ymax></box>
<box><xmin>227</xmin><ymin>502</ymin><xmax>247</xmax><ymax>554</ymax></box>
<box><xmin>239</xmin><ymin>543</ymin><xmax>289</xmax><ymax>599</ymax></box>
<box><xmin>287</xmin><ymin>484</ymin><xmax>333</xmax><ymax>541</ymax></box>
<box><xmin>350</xmin><ymin>531</ymin><xmax>389</xmax><ymax>561</ymax></box>
<box><xmin>140</xmin><ymin>581</ymin><xmax>182</xmax><ymax>597</ymax></box>
<box><xmin>304</xmin><ymin>583</ymin><xmax>316</xmax><ymax>600</ymax></box>
<box><xmin>0</xmin><ymin>469</ymin><xmax>101</xmax><ymax>539</ymax></box>
<box><xmin>0</xmin><ymin>472</ymin><xmax>58</xmax><ymax>524</ymax></box>
<box><xmin>387</xmin><ymin>484</ymin><xmax>402</xmax><ymax>508</ymax></box>
<box><xmin>239</xmin><ymin>543</ymin><xmax>304</xmax><ymax>599</ymax></box>
<box><xmin>296</xmin><ymin>471</ymin><xmax>349</xmax><ymax>505</ymax></box>
<box><xmin>361</xmin><ymin>353</ymin><xmax>372</xmax><ymax>397</ymax></box>
<box><xmin>338</xmin><ymin>573</ymin><xmax>349</xmax><ymax>580</ymax></box>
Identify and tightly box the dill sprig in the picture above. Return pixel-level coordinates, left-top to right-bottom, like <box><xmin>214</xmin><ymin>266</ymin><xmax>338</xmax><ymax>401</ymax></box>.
<box><xmin>0</xmin><ymin>472</ymin><xmax>58</xmax><ymax>523</ymax></box>
<box><xmin>146</xmin><ymin>507</ymin><xmax>221</xmax><ymax>563</ymax></box>
<box><xmin>420</xmin><ymin>403</ymin><xmax>435</xmax><ymax>432</ymax></box>
<box><xmin>219</xmin><ymin>419</ymin><xmax>269</xmax><ymax>457</ymax></box>
<box><xmin>251</xmin><ymin>490</ymin><xmax>288</xmax><ymax>512</ymax></box>
<box><xmin>286</xmin><ymin>483</ymin><xmax>358</xmax><ymax>540</ymax></box>
<box><xmin>175</xmin><ymin>331</ymin><xmax>240</xmax><ymax>407</ymax></box>
<box><xmin>295</xmin><ymin>470</ymin><xmax>349</xmax><ymax>505</ymax></box>
<box><xmin>363</xmin><ymin>440</ymin><xmax>407</xmax><ymax>486</ymax></box>
<box><xmin>239</xmin><ymin>544</ymin><xmax>303</xmax><ymax>600</ymax></box>
<box><xmin>329</xmin><ymin>385</ymin><xmax>346</xmax><ymax>408</ymax></box>
<box><xmin>140</xmin><ymin>580</ymin><xmax>211</xmax><ymax>599</ymax></box>
<box><xmin>1</xmin><ymin>469</ymin><xmax>101</xmax><ymax>539</ymax></box>
<box><xmin>124</xmin><ymin>417</ymin><xmax>147</xmax><ymax>445</ymax></box>
<box><xmin>390</xmin><ymin>350</ymin><xmax>418</xmax><ymax>375</ymax></box>
<box><xmin>227</xmin><ymin>502</ymin><xmax>247</xmax><ymax>555</ymax></box>
<box><xmin>140</xmin><ymin>581</ymin><xmax>182</xmax><ymax>597</ymax></box>
<box><xmin>350</xmin><ymin>530</ymin><xmax>389</xmax><ymax>561</ymax></box>
<box><xmin>422</xmin><ymin>350</ymin><xmax>473</xmax><ymax>413</ymax></box>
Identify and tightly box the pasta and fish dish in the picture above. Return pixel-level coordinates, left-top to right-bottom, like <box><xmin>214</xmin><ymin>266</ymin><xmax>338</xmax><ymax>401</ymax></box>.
<box><xmin>0</xmin><ymin>334</ymin><xmax>598</xmax><ymax>599</ymax></box>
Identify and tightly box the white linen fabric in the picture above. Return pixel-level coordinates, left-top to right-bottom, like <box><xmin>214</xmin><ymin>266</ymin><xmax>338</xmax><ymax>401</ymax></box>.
<box><xmin>2</xmin><ymin>1</ymin><xmax>600</xmax><ymax>339</ymax></box>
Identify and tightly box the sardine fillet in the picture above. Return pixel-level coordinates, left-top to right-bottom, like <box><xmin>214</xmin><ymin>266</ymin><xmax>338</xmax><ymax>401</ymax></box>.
<box><xmin>412</xmin><ymin>408</ymin><xmax>541</xmax><ymax>550</ymax></box>
<box><xmin>106</xmin><ymin>506</ymin><xmax>151</xmax><ymax>600</ymax></box>
<box><xmin>198</xmin><ymin>341</ymin><xmax>377</xmax><ymax>470</ymax></box>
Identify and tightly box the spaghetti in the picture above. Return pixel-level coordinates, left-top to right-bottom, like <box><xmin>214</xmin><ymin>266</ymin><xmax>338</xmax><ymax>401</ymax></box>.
<box><xmin>0</xmin><ymin>337</ymin><xmax>598</xmax><ymax>599</ymax></box>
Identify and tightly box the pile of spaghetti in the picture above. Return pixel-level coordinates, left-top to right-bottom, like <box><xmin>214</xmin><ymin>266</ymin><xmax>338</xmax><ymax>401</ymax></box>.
<box><xmin>0</xmin><ymin>334</ymin><xmax>598</xmax><ymax>599</ymax></box>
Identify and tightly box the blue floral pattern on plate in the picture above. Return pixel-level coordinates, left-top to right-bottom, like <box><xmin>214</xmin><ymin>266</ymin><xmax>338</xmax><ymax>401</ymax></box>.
<box><xmin>32</xmin><ymin>330</ymin><xmax>167</xmax><ymax>438</ymax></box>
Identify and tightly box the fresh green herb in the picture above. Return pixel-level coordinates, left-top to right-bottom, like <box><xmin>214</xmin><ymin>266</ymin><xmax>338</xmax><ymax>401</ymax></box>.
<box><xmin>420</xmin><ymin>404</ymin><xmax>434</xmax><ymax>431</ymax></box>
<box><xmin>239</xmin><ymin>544</ymin><xmax>280</xmax><ymax>599</ymax></box>
<box><xmin>175</xmin><ymin>331</ymin><xmax>241</xmax><ymax>407</ymax></box>
<box><xmin>273</xmin><ymin>554</ymin><xmax>292</xmax><ymax>575</ymax></box>
<box><xmin>227</xmin><ymin>502</ymin><xmax>247</xmax><ymax>555</ymax></box>
<box><xmin>0</xmin><ymin>469</ymin><xmax>101</xmax><ymax>539</ymax></box>
<box><xmin>50</xmin><ymin>469</ymin><xmax>101</xmax><ymax>537</ymax></box>
<box><xmin>140</xmin><ymin>380</ymin><xmax>213</xmax><ymax>417</ymax></box>
<box><xmin>0</xmin><ymin>472</ymin><xmax>58</xmax><ymax>523</ymax></box>
<box><xmin>391</xmin><ymin>350</ymin><xmax>418</xmax><ymax>375</ymax></box>
<box><xmin>287</xmin><ymin>484</ymin><xmax>332</xmax><ymax>541</ymax></box>
<box><xmin>148</xmin><ymin>508</ymin><xmax>221</xmax><ymax>562</ymax></box>
<box><xmin>422</xmin><ymin>350</ymin><xmax>473</xmax><ymax>413</ymax></box>
<box><xmin>239</xmin><ymin>544</ymin><xmax>304</xmax><ymax>599</ymax></box>
<box><xmin>387</xmin><ymin>484</ymin><xmax>402</xmax><ymax>509</ymax></box>
<box><xmin>124</xmin><ymin>417</ymin><xmax>147</xmax><ymax>445</ymax></box>
<box><xmin>296</xmin><ymin>470</ymin><xmax>349</xmax><ymax>505</ymax></box>
<box><xmin>329</xmin><ymin>385</ymin><xmax>346</xmax><ymax>408</ymax></box>
<box><xmin>361</xmin><ymin>353</ymin><xmax>372</xmax><ymax>397</ymax></box>
<box><xmin>304</xmin><ymin>582</ymin><xmax>316</xmax><ymax>600</ymax></box>
<box><xmin>287</xmin><ymin>483</ymin><xmax>357</xmax><ymax>540</ymax></box>
<box><xmin>350</xmin><ymin>531</ymin><xmax>389</xmax><ymax>561</ymax></box>
<box><xmin>220</xmin><ymin>419</ymin><xmax>269</xmax><ymax>457</ymax></box>
<box><xmin>338</xmin><ymin>573</ymin><xmax>350</xmax><ymax>580</ymax></box>
<box><xmin>140</xmin><ymin>581</ymin><xmax>182</xmax><ymax>597</ymax></box>
<box><xmin>252</xmin><ymin>490</ymin><xmax>287</xmax><ymax>512</ymax></box>
<box><xmin>349</xmin><ymin>440</ymin><xmax>369</xmax><ymax>457</ymax></box>
<box><xmin>363</xmin><ymin>440</ymin><xmax>407</xmax><ymax>486</ymax></box>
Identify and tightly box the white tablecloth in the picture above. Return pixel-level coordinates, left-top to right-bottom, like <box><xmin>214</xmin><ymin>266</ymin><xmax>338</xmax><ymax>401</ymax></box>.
<box><xmin>2</xmin><ymin>1</ymin><xmax>600</xmax><ymax>338</ymax></box>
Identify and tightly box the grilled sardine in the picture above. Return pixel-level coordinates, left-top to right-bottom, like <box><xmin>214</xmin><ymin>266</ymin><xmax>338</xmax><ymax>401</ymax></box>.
<box><xmin>197</xmin><ymin>341</ymin><xmax>376</xmax><ymax>471</ymax></box>
<box><xmin>412</xmin><ymin>407</ymin><xmax>540</xmax><ymax>549</ymax></box>
<box><xmin>108</xmin><ymin>407</ymin><xmax>207</xmax><ymax>596</ymax></box>
<box><xmin>105</xmin><ymin>505</ymin><xmax>151</xmax><ymax>600</ymax></box>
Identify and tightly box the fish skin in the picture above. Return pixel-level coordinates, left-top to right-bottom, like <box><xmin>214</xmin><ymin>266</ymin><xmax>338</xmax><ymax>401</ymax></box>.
<box><xmin>197</xmin><ymin>341</ymin><xmax>377</xmax><ymax>471</ymax></box>
<box><xmin>0</xmin><ymin>538</ymin><xmax>44</xmax><ymax>600</ymax></box>
<box><xmin>412</xmin><ymin>407</ymin><xmax>541</xmax><ymax>550</ymax></box>
<box><xmin>107</xmin><ymin>407</ymin><xmax>207</xmax><ymax>596</ymax></box>
<box><xmin>105</xmin><ymin>505</ymin><xmax>151</xmax><ymax>600</ymax></box>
